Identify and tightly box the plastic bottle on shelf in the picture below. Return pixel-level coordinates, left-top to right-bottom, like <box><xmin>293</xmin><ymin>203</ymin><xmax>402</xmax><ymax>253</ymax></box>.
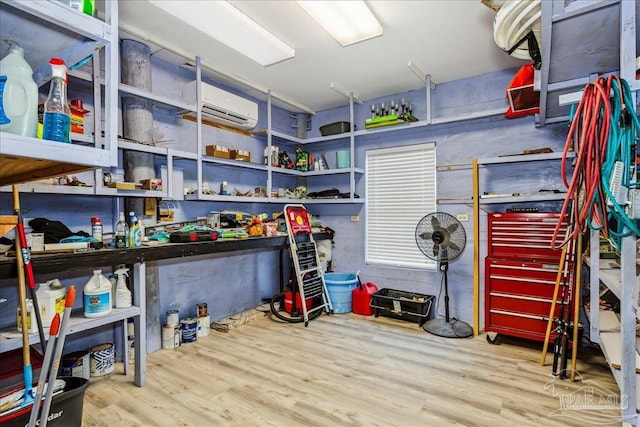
<box><xmin>43</xmin><ymin>58</ymin><xmax>71</xmax><ymax>143</ymax></box>
<box><xmin>128</xmin><ymin>211</ymin><xmax>141</xmax><ymax>248</ymax></box>
<box><xmin>17</xmin><ymin>298</ymin><xmax>37</xmax><ymax>333</ymax></box>
<box><xmin>36</xmin><ymin>278</ymin><xmax>66</xmax><ymax>327</ymax></box>
<box><xmin>0</xmin><ymin>42</ymin><xmax>38</xmax><ymax>137</ymax></box>
<box><xmin>115</xmin><ymin>212</ymin><xmax>129</xmax><ymax>249</ymax></box>
<box><xmin>114</xmin><ymin>267</ymin><xmax>132</xmax><ymax>308</ymax></box>
<box><xmin>91</xmin><ymin>217</ymin><xmax>103</xmax><ymax>242</ymax></box>
<box><xmin>83</xmin><ymin>269</ymin><xmax>112</xmax><ymax>318</ymax></box>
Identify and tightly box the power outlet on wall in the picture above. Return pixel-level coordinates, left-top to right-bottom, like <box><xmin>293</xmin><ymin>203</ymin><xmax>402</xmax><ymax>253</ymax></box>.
<box><xmin>351</xmin><ymin>216</ymin><xmax>360</xmax><ymax>222</ymax></box>
<box><xmin>456</xmin><ymin>214</ymin><xmax>469</xmax><ymax>222</ymax></box>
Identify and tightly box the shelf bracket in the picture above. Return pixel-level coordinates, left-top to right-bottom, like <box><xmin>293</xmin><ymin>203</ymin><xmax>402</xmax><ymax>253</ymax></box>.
<box><xmin>407</xmin><ymin>61</ymin><xmax>436</xmax><ymax>89</ymax></box>
<box><xmin>329</xmin><ymin>82</ymin><xmax>363</xmax><ymax>104</ymax></box>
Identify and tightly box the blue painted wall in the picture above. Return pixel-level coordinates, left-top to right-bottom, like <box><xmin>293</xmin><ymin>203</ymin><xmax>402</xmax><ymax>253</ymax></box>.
<box><xmin>0</xmin><ymin>55</ymin><xmax>570</xmax><ymax>355</ymax></box>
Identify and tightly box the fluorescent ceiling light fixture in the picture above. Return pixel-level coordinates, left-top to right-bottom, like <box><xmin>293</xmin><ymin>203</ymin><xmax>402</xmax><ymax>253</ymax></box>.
<box><xmin>147</xmin><ymin>0</ymin><xmax>294</xmax><ymax>66</ymax></box>
<box><xmin>297</xmin><ymin>1</ymin><xmax>383</xmax><ymax>46</ymax></box>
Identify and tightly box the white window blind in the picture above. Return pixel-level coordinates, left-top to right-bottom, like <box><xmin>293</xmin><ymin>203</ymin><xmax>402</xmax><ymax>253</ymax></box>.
<box><xmin>366</xmin><ymin>143</ymin><xmax>436</xmax><ymax>269</ymax></box>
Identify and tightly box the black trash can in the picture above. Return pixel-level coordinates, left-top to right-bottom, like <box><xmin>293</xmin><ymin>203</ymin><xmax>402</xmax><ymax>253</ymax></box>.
<box><xmin>0</xmin><ymin>377</ymin><xmax>89</xmax><ymax>427</ymax></box>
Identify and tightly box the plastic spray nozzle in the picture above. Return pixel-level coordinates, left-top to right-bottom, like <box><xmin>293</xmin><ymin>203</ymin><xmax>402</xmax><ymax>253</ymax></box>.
<box><xmin>114</xmin><ymin>267</ymin><xmax>129</xmax><ymax>278</ymax></box>
<box><xmin>49</xmin><ymin>57</ymin><xmax>67</xmax><ymax>78</ymax></box>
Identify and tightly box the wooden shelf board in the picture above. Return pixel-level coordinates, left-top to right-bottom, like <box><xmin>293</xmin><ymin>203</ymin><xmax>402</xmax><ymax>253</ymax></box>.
<box><xmin>598</xmin><ymin>311</ymin><xmax>640</xmax><ymax>374</ymax></box>
<box><xmin>0</xmin><ymin>215</ymin><xmax>18</xmax><ymax>237</ymax></box>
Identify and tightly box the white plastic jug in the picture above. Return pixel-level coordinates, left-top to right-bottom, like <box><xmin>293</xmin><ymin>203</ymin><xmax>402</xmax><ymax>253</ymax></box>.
<box><xmin>36</xmin><ymin>279</ymin><xmax>66</xmax><ymax>327</ymax></box>
<box><xmin>83</xmin><ymin>269</ymin><xmax>113</xmax><ymax>318</ymax></box>
<box><xmin>0</xmin><ymin>42</ymin><xmax>38</xmax><ymax>137</ymax></box>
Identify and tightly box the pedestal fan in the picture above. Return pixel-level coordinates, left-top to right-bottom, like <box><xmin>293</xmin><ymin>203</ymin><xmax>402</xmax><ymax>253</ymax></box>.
<box><xmin>415</xmin><ymin>212</ymin><xmax>473</xmax><ymax>338</ymax></box>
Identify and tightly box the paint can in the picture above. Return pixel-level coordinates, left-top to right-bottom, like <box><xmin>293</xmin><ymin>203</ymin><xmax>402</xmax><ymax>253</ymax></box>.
<box><xmin>196</xmin><ymin>303</ymin><xmax>208</xmax><ymax>317</ymax></box>
<box><xmin>180</xmin><ymin>318</ymin><xmax>197</xmax><ymax>343</ymax></box>
<box><xmin>60</xmin><ymin>350</ymin><xmax>90</xmax><ymax>380</ymax></box>
<box><xmin>90</xmin><ymin>343</ymin><xmax>115</xmax><ymax>377</ymax></box>
<box><xmin>197</xmin><ymin>314</ymin><xmax>210</xmax><ymax>337</ymax></box>
<box><xmin>166</xmin><ymin>309</ymin><xmax>179</xmax><ymax>327</ymax></box>
<box><xmin>127</xmin><ymin>318</ymin><xmax>135</xmax><ymax>363</ymax></box>
<box><xmin>162</xmin><ymin>324</ymin><xmax>181</xmax><ymax>350</ymax></box>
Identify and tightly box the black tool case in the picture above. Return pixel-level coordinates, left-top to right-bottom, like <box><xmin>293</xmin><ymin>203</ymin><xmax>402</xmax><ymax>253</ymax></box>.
<box><xmin>370</xmin><ymin>288</ymin><xmax>435</xmax><ymax>326</ymax></box>
<box><xmin>169</xmin><ymin>230</ymin><xmax>218</xmax><ymax>243</ymax></box>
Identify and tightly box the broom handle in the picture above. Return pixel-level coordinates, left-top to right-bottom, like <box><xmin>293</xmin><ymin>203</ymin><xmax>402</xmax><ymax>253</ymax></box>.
<box><xmin>570</xmin><ymin>232</ymin><xmax>583</xmax><ymax>380</ymax></box>
<box><xmin>15</xmin><ymin>214</ymin><xmax>46</xmax><ymax>353</ymax></box>
<box><xmin>13</xmin><ymin>186</ymin><xmax>31</xmax><ymax>368</ymax></box>
<box><xmin>540</xmin><ymin>243</ymin><xmax>568</xmax><ymax>365</ymax></box>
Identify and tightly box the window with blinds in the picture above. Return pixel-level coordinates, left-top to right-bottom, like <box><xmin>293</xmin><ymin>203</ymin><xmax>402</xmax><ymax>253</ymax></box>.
<box><xmin>365</xmin><ymin>142</ymin><xmax>437</xmax><ymax>269</ymax></box>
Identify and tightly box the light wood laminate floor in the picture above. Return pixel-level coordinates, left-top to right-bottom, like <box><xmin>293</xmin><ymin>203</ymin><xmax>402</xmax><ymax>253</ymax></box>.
<box><xmin>83</xmin><ymin>312</ymin><xmax>621</xmax><ymax>426</ymax></box>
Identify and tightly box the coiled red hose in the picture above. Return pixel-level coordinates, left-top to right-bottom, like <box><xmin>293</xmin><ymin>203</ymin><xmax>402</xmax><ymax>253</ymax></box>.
<box><xmin>552</xmin><ymin>76</ymin><xmax>618</xmax><ymax>249</ymax></box>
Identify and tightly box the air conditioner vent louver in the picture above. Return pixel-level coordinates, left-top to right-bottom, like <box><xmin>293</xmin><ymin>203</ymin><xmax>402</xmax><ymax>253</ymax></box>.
<box><xmin>201</xmin><ymin>105</ymin><xmax>249</xmax><ymax>126</ymax></box>
<box><xmin>182</xmin><ymin>81</ymin><xmax>258</xmax><ymax>130</ymax></box>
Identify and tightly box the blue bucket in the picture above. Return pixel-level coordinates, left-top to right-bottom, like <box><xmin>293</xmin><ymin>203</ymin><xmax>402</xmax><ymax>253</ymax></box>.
<box><xmin>324</xmin><ymin>272</ymin><xmax>358</xmax><ymax>313</ymax></box>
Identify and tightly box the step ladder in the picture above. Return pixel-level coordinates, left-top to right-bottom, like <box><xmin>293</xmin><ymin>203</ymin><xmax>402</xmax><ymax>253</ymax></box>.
<box><xmin>284</xmin><ymin>204</ymin><xmax>333</xmax><ymax>326</ymax></box>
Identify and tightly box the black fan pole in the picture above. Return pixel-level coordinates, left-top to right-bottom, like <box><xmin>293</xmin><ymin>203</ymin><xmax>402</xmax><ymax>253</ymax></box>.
<box><xmin>442</xmin><ymin>262</ymin><xmax>450</xmax><ymax>323</ymax></box>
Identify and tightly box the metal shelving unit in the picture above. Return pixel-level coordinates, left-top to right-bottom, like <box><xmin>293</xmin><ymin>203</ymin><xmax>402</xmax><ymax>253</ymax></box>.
<box><xmin>0</xmin><ymin>0</ymin><xmax>119</xmax><ymax>186</ymax></box>
<box><xmin>536</xmin><ymin>0</ymin><xmax>639</xmax><ymax>126</ymax></box>
<box><xmin>536</xmin><ymin>0</ymin><xmax>640</xmax><ymax>423</ymax></box>
<box><xmin>588</xmin><ymin>232</ymin><xmax>638</xmax><ymax>424</ymax></box>
<box><xmin>0</xmin><ymin>0</ymin><xmax>146</xmax><ymax>387</ymax></box>
<box><xmin>471</xmin><ymin>151</ymin><xmax>575</xmax><ymax>336</ymax></box>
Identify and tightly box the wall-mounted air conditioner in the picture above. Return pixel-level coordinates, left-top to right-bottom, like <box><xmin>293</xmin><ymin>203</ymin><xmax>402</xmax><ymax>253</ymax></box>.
<box><xmin>182</xmin><ymin>81</ymin><xmax>258</xmax><ymax>130</ymax></box>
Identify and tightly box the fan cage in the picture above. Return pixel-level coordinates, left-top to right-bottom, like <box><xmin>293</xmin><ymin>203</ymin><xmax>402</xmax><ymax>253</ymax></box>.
<box><xmin>415</xmin><ymin>212</ymin><xmax>466</xmax><ymax>263</ymax></box>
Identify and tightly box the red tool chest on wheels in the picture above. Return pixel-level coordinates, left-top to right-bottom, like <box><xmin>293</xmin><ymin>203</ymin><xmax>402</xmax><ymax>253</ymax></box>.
<box><xmin>484</xmin><ymin>212</ymin><xmax>572</xmax><ymax>342</ymax></box>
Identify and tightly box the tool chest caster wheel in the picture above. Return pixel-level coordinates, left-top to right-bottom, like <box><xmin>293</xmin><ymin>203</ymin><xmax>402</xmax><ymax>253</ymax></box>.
<box><xmin>486</xmin><ymin>332</ymin><xmax>502</xmax><ymax>345</ymax></box>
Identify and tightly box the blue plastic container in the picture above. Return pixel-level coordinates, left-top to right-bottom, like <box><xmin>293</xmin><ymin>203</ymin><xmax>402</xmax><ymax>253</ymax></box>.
<box><xmin>324</xmin><ymin>272</ymin><xmax>358</xmax><ymax>313</ymax></box>
<box><xmin>336</xmin><ymin>150</ymin><xmax>350</xmax><ymax>169</ymax></box>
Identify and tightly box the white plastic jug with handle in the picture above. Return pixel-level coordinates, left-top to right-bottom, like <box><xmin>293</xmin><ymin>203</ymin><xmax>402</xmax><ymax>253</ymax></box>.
<box><xmin>0</xmin><ymin>42</ymin><xmax>38</xmax><ymax>137</ymax></box>
<box><xmin>83</xmin><ymin>269</ymin><xmax>113</xmax><ymax>318</ymax></box>
<box><xmin>36</xmin><ymin>278</ymin><xmax>66</xmax><ymax>327</ymax></box>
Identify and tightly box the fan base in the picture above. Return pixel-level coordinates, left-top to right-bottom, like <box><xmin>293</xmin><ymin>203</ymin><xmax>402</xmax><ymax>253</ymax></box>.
<box><xmin>423</xmin><ymin>317</ymin><xmax>473</xmax><ymax>338</ymax></box>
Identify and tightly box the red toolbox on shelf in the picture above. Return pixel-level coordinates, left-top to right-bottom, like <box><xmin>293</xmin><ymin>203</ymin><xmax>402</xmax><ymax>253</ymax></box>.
<box><xmin>484</xmin><ymin>212</ymin><xmax>573</xmax><ymax>342</ymax></box>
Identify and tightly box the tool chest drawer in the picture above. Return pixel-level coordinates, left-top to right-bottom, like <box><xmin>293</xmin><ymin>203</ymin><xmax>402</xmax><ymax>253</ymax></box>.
<box><xmin>487</xmin><ymin>212</ymin><xmax>567</xmax><ymax>260</ymax></box>
<box><xmin>486</xmin><ymin>309</ymin><xmax>558</xmax><ymax>341</ymax></box>
<box><xmin>485</xmin><ymin>258</ymin><xmax>564</xmax><ymax>298</ymax></box>
<box><xmin>484</xmin><ymin>257</ymin><xmax>570</xmax><ymax>341</ymax></box>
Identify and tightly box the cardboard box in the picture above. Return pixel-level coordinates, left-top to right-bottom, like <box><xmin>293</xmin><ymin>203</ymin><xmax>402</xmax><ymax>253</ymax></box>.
<box><xmin>230</xmin><ymin>149</ymin><xmax>251</xmax><ymax>162</ymax></box>
<box><xmin>140</xmin><ymin>178</ymin><xmax>163</xmax><ymax>191</ymax></box>
<box><xmin>110</xmin><ymin>181</ymin><xmax>137</xmax><ymax>190</ymax></box>
<box><xmin>69</xmin><ymin>99</ymin><xmax>90</xmax><ymax>134</ymax></box>
<box><xmin>206</xmin><ymin>145</ymin><xmax>230</xmax><ymax>159</ymax></box>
